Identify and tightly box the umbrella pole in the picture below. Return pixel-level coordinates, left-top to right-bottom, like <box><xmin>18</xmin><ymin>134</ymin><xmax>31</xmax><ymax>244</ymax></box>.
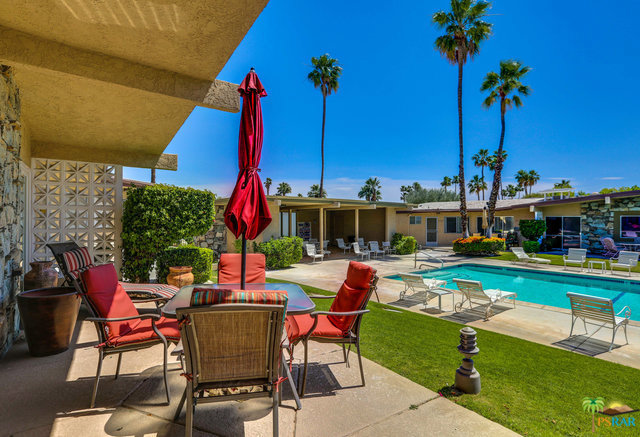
<box><xmin>241</xmin><ymin>234</ymin><xmax>247</xmax><ymax>289</ymax></box>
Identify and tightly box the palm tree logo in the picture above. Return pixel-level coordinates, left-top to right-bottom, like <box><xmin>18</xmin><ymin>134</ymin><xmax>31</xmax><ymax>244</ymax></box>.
<box><xmin>582</xmin><ymin>397</ymin><xmax>605</xmax><ymax>432</ymax></box>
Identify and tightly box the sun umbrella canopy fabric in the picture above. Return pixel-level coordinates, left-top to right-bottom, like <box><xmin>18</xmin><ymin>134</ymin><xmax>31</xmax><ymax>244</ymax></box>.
<box><xmin>224</xmin><ymin>70</ymin><xmax>272</xmax><ymax>240</ymax></box>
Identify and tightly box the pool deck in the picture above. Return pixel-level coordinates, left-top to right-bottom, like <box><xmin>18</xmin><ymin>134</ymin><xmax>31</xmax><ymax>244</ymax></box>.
<box><xmin>266</xmin><ymin>250</ymin><xmax>640</xmax><ymax>370</ymax></box>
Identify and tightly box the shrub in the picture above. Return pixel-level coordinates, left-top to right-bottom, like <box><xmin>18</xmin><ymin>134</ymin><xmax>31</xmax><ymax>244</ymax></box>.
<box><xmin>157</xmin><ymin>245</ymin><xmax>213</xmax><ymax>284</ymax></box>
<box><xmin>253</xmin><ymin>236</ymin><xmax>303</xmax><ymax>269</ymax></box>
<box><xmin>391</xmin><ymin>232</ymin><xmax>404</xmax><ymax>248</ymax></box>
<box><xmin>519</xmin><ymin>220</ymin><xmax>547</xmax><ymax>241</ymax></box>
<box><xmin>395</xmin><ymin>236</ymin><xmax>417</xmax><ymax>255</ymax></box>
<box><xmin>121</xmin><ymin>184</ymin><xmax>215</xmax><ymax>282</ymax></box>
<box><xmin>523</xmin><ymin>241</ymin><xmax>540</xmax><ymax>253</ymax></box>
<box><xmin>453</xmin><ymin>236</ymin><xmax>505</xmax><ymax>255</ymax></box>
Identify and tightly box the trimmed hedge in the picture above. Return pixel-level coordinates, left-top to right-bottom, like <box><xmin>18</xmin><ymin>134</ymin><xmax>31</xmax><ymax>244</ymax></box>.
<box><xmin>519</xmin><ymin>220</ymin><xmax>546</xmax><ymax>242</ymax></box>
<box><xmin>395</xmin><ymin>236</ymin><xmax>417</xmax><ymax>255</ymax></box>
<box><xmin>157</xmin><ymin>245</ymin><xmax>213</xmax><ymax>284</ymax></box>
<box><xmin>391</xmin><ymin>232</ymin><xmax>404</xmax><ymax>249</ymax></box>
<box><xmin>523</xmin><ymin>241</ymin><xmax>540</xmax><ymax>253</ymax></box>
<box><xmin>253</xmin><ymin>236</ymin><xmax>303</xmax><ymax>269</ymax></box>
<box><xmin>453</xmin><ymin>236</ymin><xmax>506</xmax><ymax>255</ymax></box>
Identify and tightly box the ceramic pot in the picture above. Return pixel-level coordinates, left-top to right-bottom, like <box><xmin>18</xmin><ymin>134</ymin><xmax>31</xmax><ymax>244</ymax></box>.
<box><xmin>24</xmin><ymin>261</ymin><xmax>58</xmax><ymax>291</ymax></box>
<box><xmin>167</xmin><ymin>266</ymin><xmax>194</xmax><ymax>287</ymax></box>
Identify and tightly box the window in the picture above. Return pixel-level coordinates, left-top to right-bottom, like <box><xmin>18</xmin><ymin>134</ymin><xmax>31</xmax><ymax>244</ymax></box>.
<box><xmin>494</xmin><ymin>216</ymin><xmax>515</xmax><ymax>232</ymax></box>
<box><xmin>620</xmin><ymin>215</ymin><xmax>640</xmax><ymax>238</ymax></box>
<box><xmin>476</xmin><ymin>216</ymin><xmax>484</xmax><ymax>233</ymax></box>
<box><xmin>409</xmin><ymin>216</ymin><xmax>422</xmax><ymax>225</ymax></box>
<box><xmin>445</xmin><ymin>217</ymin><xmax>462</xmax><ymax>233</ymax></box>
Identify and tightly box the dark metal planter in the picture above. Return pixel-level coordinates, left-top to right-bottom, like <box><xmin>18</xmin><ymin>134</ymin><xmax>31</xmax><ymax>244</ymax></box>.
<box><xmin>17</xmin><ymin>287</ymin><xmax>81</xmax><ymax>357</ymax></box>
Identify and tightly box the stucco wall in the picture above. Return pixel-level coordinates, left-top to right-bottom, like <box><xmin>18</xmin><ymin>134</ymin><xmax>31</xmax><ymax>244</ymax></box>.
<box><xmin>358</xmin><ymin>209</ymin><xmax>385</xmax><ymax>243</ymax></box>
<box><xmin>537</xmin><ymin>203</ymin><xmax>581</xmax><ymax>218</ymax></box>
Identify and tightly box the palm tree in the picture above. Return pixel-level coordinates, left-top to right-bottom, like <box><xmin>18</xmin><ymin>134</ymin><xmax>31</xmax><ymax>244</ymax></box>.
<box><xmin>358</xmin><ymin>177</ymin><xmax>382</xmax><ymax>202</ymax></box>
<box><xmin>276</xmin><ymin>182</ymin><xmax>292</xmax><ymax>196</ymax></box>
<box><xmin>515</xmin><ymin>170</ymin><xmax>529</xmax><ymax>195</ymax></box>
<box><xmin>472</xmin><ymin>148</ymin><xmax>490</xmax><ymax>200</ymax></box>
<box><xmin>264</xmin><ymin>177</ymin><xmax>272</xmax><ymax>195</ymax></box>
<box><xmin>554</xmin><ymin>179</ymin><xmax>572</xmax><ymax>189</ymax></box>
<box><xmin>527</xmin><ymin>170</ymin><xmax>540</xmax><ymax>194</ymax></box>
<box><xmin>400</xmin><ymin>182</ymin><xmax>423</xmax><ymax>201</ymax></box>
<box><xmin>501</xmin><ymin>184</ymin><xmax>518</xmax><ymax>199</ymax></box>
<box><xmin>308</xmin><ymin>184</ymin><xmax>327</xmax><ymax>198</ymax></box>
<box><xmin>488</xmin><ymin>149</ymin><xmax>507</xmax><ymax>198</ymax></box>
<box><xmin>481</xmin><ymin>60</ymin><xmax>531</xmax><ymax>231</ymax></box>
<box><xmin>468</xmin><ymin>175</ymin><xmax>486</xmax><ymax>200</ymax></box>
<box><xmin>441</xmin><ymin>176</ymin><xmax>453</xmax><ymax>192</ymax></box>
<box><xmin>452</xmin><ymin>175</ymin><xmax>460</xmax><ymax>194</ymax></box>
<box><xmin>582</xmin><ymin>397</ymin><xmax>605</xmax><ymax>433</ymax></box>
<box><xmin>433</xmin><ymin>0</ymin><xmax>493</xmax><ymax>237</ymax></box>
<box><xmin>308</xmin><ymin>54</ymin><xmax>342</xmax><ymax>199</ymax></box>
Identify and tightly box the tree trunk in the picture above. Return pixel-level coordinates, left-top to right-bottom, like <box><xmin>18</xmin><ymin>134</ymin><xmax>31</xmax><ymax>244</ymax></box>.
<box><xmin>481</xmin><ymin>166</ymin><xmax>485</xmax><ymax>200</ymax></box>
<box><xmin>591</xmin><ymin>413</ymin><xmax>595</xmax><ymax>433</ymax></box>
<box><xmin>319</xmin><ymin>90</ymin><xmax>327</xmax><ymax>198</ymax></box>
<box><xmin>457</xmin><ymin>58</ymin><xmax>468</xmax><ymax>237</ymax></box>
<box><xmin>486</xmin><ymin>100</ymin><xmax>507</xmax><ymax>237</ymax></box>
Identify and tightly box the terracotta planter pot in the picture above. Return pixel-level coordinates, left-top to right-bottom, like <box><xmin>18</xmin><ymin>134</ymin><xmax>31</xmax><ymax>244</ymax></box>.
<box><xmin>167</xmin><ymin>266</ymin><xmax>194</xmax><ymax>287</ymax></box>
<box><xmin>24</xmin><ymin>261</ymin><xmax>58</xmax><ymax>291</ymax></box>
<box><xmin>17</xmin><ymin>287</ymin><xmax>81</xmax><ymax>357</ymax></box>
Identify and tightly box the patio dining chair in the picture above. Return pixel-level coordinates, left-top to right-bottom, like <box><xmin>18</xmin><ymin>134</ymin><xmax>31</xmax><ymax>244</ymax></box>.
<box><xmin>352</xmin><ymin>242</ymin><xmax>371</xmax><ymax>261</ymax></box>
<box><xmin>322</xmin><ymin>240</ymin><xmax>332</xmax><ymax>256</ymax></box>
<box><xmin>357</xmin><ymin>237</ymin><xmax>365</xmax><ymax>248</ymax></box>
<box><xmin>175</xmin><ymin>288</ymin><xmax>288</xmax><ymax>437</ymax></box>
<box><xmin>336</xmin><ymin>238</ymin><xmax>352</xmax><ymax>253</ymax></box>
<box><xmin>47</xmin><ymin>242</ymin><xmax>179</xmax><ymax>302</ymax></box>
<box><xmin>382</xmin><ymin>241</ymin><xmax>396</xmax><ymax>255</ymax></box>
<box><xmin>305</xmin><ymin>244</ymin><xmax>324</xmax><ymax>263</ymax></box>
<box><xmin>285</xmin><ymin>261</ymin><xmax>379</xmax><ymax>396</ymax></box>
<box><xmin>217</xmin><ymin>253</ymin><xmax>266</xmax><ymax>284</ymax></box>
<box><xmin>601</xmin><ymin>237</ymin><xmax>621</xmax><ymax>258</ymax></box>
<box><xmin>79</xmin><ymin>264</ymin><xmax>180</xmax><ymax>408</ymax></box>
<box><xmin>368</xmin><ymin>241</ymin><xmax>385</xmax><ymax>259</ymax></box>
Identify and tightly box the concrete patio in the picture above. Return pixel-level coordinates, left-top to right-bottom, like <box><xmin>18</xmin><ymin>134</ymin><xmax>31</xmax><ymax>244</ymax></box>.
<box><xmin>0</xmin><ymin>305</ymin><xmax>516</xmax><ymax>436</ymax></box>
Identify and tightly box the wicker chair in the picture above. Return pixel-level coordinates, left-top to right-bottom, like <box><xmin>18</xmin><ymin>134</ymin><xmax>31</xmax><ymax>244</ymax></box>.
<box><xmin>285</xmin><ymin>261</ymin><xmax>378</xmax><ymax>396</ymax></box>
<box><xmin>79</xmin><ymin>264</ymin><xmax>180</xmax><ymax>408</ymax></box>
<box><xmin>175</xmin><ymin>303</ymin><xmax>285</xmax><ymax>437</ymax></box>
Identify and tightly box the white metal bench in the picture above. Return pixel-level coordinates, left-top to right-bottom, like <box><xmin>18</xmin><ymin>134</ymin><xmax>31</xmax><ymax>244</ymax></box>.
<box><xmin>567</xmin><ymin>292</ymin><xmax>631</xmax><ymax>351</ymax></box>
<box><xmin>453</xmin><ymin>278</ymin><xmax>517</xmax><ymax>320</ymax></box>
<box><xmin>398</xmin><ymin>273</ymin><xmax>451</xmax><ymax>311</ymax></box>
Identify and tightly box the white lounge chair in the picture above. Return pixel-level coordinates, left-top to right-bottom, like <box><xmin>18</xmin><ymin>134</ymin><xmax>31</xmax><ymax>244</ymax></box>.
<box><xmin>336</xmin><ymin>238</ymin><xmax>352</xmax><ymax>253</ymax></box>
<box><xmin>382</xmin><ymin>241</ymin><xmax>396</xmax><ymax>255</ymax></box>
<box><xmin>305</xmin><ymin>244</ymin><xmax>324</xmax><ymax>264</ymax></box>
<box><xmin>352</xmin><ymin>242</ymin><xmax>370</xmax><ymax>261</ymax></box>
<box><xmin>398</xmin><ymin>273</ymin><xmax>451</xmax><ymax>310</ymax></box>
<box><xmin>453</xmin><ymin>278</ymin><xmax>517</xmax><ymax>320</ymax></box>
<box><xmin>369</xmin><ymin>241</ymin><xmax>385</xmax><ymax>259</ymax></box>
<box><xmin>609</xmin><ymin>251</ymin><xmax>639</xmax><ymax>276</ymax></box>
<box><xmin>511</xmin><ymin>247</ymin><xmax>551</xmax><ymax>265</ymax></box>
<box><xmin>563</xmin><ymin>248</ymin><xmax>587</xmax><ymax>271</ymax></box>
<box><xmin>567</xmin><ymin>292</ymin><xmax>631</xmax><ymax>351</ymax></box>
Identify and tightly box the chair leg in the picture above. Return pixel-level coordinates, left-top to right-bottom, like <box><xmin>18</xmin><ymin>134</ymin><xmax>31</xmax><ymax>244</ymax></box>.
<box><xmin>174</xmin><ymin>387</ymin><xmax>187</xmax><ymax>422</ymax></box>
<box><xmin>162</xmin><ymin>339</ymin><xmax>170</xmax><ymax>404</ymax></box>
<box><xmin>342</xmin><ymin>344</ymin><xmax>347</xmax><ymax>363</ymax></box>
<box><xmin>114</xmin><ymin>352</ymin><xmax>123</xmax><ymax>379</ymax></box>
<box><xmin>356</xmin><ymin>340</ymin><xmax>365</xmax><ymax>387</ymax></box>
<box><xmin>609</xmin><ymin>327</ymin><xmax>618</xmax><ymax>352</ymax></box>
<box><xmin>91</xmin><ymin>350</ymin><xmax>104</xmax><ymax>408</ymax></box>
<box><xmin>185</xmin><ymin>393</ymin><xmax>194</xmax><ymax>437</ymax></box>
<box><xmin>569</xmin><ymin>316</ymin><xmax>576</xmax><ymax>337</ymax></box>
<box><xmin>272</xmin><ymin>387</ymin><xmax>279</xmax><ymax>437</ymax></box>
<box><xmin>624</xmin><ymin>323</ymin><xmax>629</xmax><ymax>344</ymax></box>
<box><xmin>300</xmin><ymin>340</ymin><xmax>309</xmax><ymax>397</ymax></box>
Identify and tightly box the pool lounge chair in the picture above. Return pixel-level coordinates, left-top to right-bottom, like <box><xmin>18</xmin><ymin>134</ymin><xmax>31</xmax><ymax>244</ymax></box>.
<box><xmin>563</xmin><ymin>248</ymin><xmax>587</xmax><ymax>272</ymax></box>
<box><xmin>609</xmin><ymin>251</ymin><xmax>639</xmax><ymax>276</ymax></box>
<box><xmin>336</xmin><ymin>238</ymin><xmax>352</xmax><ymax>253</ymax></box>
<box><xmin>368</xmin><ymin>241</ymin><xmax>385</xmax><ymax>259</ymax></box>
<box><xmin>600</xmin><ymin>237</ymin><xmax>621</xmax><ymax>258</ymax></box>
<box><xmin>453</xmin><ymin>278</ymin><xmax>517</xmax><ymax>320</ymax></box>
<box><xmin>352</xmin><ymin>242</ymin><xmax>371</xmax><ymax>261</ymax></box>
<box><xmin>305</xmin><ymin>244</ymin><xmax>324</xmax><ymax>263</ymax></box>
<box><xmin>398</xmin><ymin>273</ymin><xmax>451</xmax><ymax>310</ymax></box>
<box><xmin>511</xmin><ymin>247</ymin><xmax>551</xmax><ymax>265</ymax></box>
<box><xmin>567</xmin><ymin>292</ymin><xmax>631</xmax><ymax>351</ymax></box>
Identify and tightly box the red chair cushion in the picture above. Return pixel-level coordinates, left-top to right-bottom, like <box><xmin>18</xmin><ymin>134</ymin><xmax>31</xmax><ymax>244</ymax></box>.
<box><xmin>328</xmin><ymin>262</ymin><xmax>375</xmax><ymax>331</ymax></box>
<box><xmin>81</xmin><ymin>264</ymin><xmax>140</xmax><ymax>341</ymax></box>
<box><xmin>110</xmin><ymin>317</ymin><xmax>180</xmax><ymax>346</ymax></box>
<box><xmin>285</xmin><ymin>313</ymin><xmax>346</xmax><ymax>342</ymax></box>
<box><xmin>218</xmin><ymin>254</ymin><xmax>266</xmax><ymax>284</ymax></box>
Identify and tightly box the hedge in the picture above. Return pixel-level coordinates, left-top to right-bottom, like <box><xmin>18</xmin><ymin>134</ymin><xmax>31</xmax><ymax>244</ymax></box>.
<box><xmin>253</xmin><ymin>236</ymin><xmax>303</xmax><ymax>269</ymax></box>
<box><xmin>523</xmin><ymin>241</ymin><xmax>540</xmax><ymax>253</ymax></box>
<box><xmin>157</xmin><ymin>245</ymin><xmax>213</xmax><ymax>284</ymax></box>
<box><xmin>453</xmin><ymin>236</ymin><xmax>505</xmax><ymax>255</ymax></box>
<box><xmin>395</xmin><ymin>236</ymin><xmax>417</xmax><ymax>255</ymax></box>
<box><xmin>519</xmin><ymin>220</ymin><xmax>547</xmax><ymax>242</ymax></box>
<box><xmin>121</xmin><ymin>184</ymin><xmax>215</xmax><ymax>282</ymax></box>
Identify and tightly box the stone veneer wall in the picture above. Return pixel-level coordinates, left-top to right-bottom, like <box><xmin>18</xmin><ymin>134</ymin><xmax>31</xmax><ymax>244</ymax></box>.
<box><xmin>581</xmin><ymin>196</ymin><xmax>640</xmax><ymax>251</ymax></box>
<box><xmin>193</xmin><ymin>205</ymin><xmax>227</xmax><ymax>259</ymax></box>
<box><xmin>0</xmin><ymin>66</ymin><xmax>25</xmax><ymax>357</ymax></box>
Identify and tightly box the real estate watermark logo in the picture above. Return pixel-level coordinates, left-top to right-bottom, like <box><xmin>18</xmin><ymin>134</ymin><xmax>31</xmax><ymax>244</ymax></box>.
<box><xmin>582</xmin><ymin>397</ymin><xmax>637</xmax><ymax>432</ymax></box>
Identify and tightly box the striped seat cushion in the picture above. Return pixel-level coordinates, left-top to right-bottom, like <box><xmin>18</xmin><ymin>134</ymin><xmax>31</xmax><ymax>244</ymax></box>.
<box><xmin>120</xmin><ymin>283</ymin><xmax>179</xmax><ymax>300</ymax></box>
<box><xmin>191</xmin><ymin>288</ymin><xmax>288</xmax><ymax>314</ymax></box>
<box><xmin>62</xmin><ymin>247</ymin><xmax>95</xmax><ymax>280</ymax></box>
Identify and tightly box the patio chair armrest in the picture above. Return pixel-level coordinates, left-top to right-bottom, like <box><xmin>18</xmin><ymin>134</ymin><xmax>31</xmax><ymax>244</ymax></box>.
<box><xmin>130</xmin><ymin>297</ymin><xmax>169</xmax><ymax>304</ymax></box>
<box><xmin>309</xmin><ymin>294</ymin><xmax>336</xmax><ymax>299</ymax></box>
<box><xmin>86</xmin><ymin>314</ymin><xmax>161</xmax><ymax>323</ymax></box>
<box><xmin>310</xmin><ymin>309</ymin><xmax>370</xmax><ymax>317</ymax></box>
<box><xmin>616</xmin><ymin>306</ymin><xmax>632</xmax><ymax>318</ymax></box>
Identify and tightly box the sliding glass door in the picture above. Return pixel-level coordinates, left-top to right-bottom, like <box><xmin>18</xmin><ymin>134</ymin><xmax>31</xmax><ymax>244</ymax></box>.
<box><xmin>545</xmin><ymin>216</ymin><xmax>581</xmax><ymax>249</ymax></box>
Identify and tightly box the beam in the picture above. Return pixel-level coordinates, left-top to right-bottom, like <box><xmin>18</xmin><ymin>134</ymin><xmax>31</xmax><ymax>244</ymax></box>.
<box><xmin>0</xmin><ymin>26</ymin><xmax>239</xmax><ymax>113</ymax></box>
<box><xmin>32</xmin><ymin>142</ymin><xmax>178</xmax><ymax>170</ymax></box>
<box><xmin>319</xmin><ymin>207</ymin><xmax>324</xmax><ymax>254</ymax></box>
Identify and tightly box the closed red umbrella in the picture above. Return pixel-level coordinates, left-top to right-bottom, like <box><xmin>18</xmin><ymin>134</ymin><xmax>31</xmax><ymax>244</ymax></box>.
<box><xmin>224</xmin><ymin>68</ymin><xmax>272</xmax><ymax>288</ymax></box>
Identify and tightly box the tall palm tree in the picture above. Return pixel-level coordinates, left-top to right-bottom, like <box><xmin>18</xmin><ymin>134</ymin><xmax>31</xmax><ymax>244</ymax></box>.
<box><xmin>527</xmin><ymin>170</ymin><xmax>540</xmax><ymax>194</ymax></box>
<box><xmin>468</xmin><ymin>175</ymin><xmax>486</xmax><ymax>200</ymax></box>
<box><xmin>554</xmin><ymin>179</ymin><xmax>572</xmax><ymax>188</ymax></box>
<box><xmin>264</xmin><ymin>177</ymin><xmax>272</xmax><ymax>195</ymax></box>
<box><xmin>488</xmin><ymin>149</ymin><xmax>507</xmax><ymax>199</ymax></box>
<box><xmin>358</xmin><ymin>177</ymin><xmax>382</xmax><ymax>202</ymax></box>
<box><xmin>441</xmin><ymin>176</ymin><xmax>453</xmax><ymax>192</ymax></box>
<box><xmin>308</xmin><ymin>184</ymin><xmax>327</xmax><ymax>198</ymax></box>
<box><xmin>433</xmin><ymin>0</ymin><xmax>493</xmax><ymax>237</ymax></box>
<box><xmin>481</xmin><ymin>59</ymin><xmax>531</xmax><ymax>231</ymax></box>
<box><xmin>502</xmin><ymin>184</ymin><xmax>518</xmax><ymax>199</ymax></box>
<box><xmin>582</xmin><ymin>397</ymin><xmax>604</xmax><ymax>433</ymax></box>
<box><xmin>515</xmin><ymin>170</ymin><xmax>529</xmax><ymax>195</ymax></box>
<box><xmin>472</xmin><ymin>148</ymin><xmax>490</xmax><ymax>200</ymax></box>
<box><xmin>308</xmin><ymin>54</ymin><xmax>342</xmax><ymax>199</ymax></box>
<box><xmin>452</xmin><ymin>175</ymin><xmax>460</xmax><ymax>194</ymax></box>
<box><xmin>276</xmin><ymin>182</ymin><xmax>292</xmax><ymax>196</ymax></box>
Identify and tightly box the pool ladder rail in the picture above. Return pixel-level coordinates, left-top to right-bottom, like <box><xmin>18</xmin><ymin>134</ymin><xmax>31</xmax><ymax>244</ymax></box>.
<box><xmin>415</xmin><ymin>250</ymin><xmax>445</xmax><ymax>270</ymax></box>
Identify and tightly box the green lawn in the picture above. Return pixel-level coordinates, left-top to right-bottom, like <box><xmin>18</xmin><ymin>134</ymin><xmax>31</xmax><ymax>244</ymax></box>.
<box><xmin>268</xmin><ymin>278</ymin><xmax>640</xmax><ymax>436</ymax></box>
<box><xmin>485</xmin><ymin>251</ymin><xmax>640</xmax><ymax>273</ymax></box>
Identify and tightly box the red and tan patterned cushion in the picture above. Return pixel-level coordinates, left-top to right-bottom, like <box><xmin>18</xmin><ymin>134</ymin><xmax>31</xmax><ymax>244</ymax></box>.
<box><xmin>62</xmin><ymin>247</ymin><xmax>94</xmax><ymax>279</ymax></box>
<box><xmin>191</xmin><ymin>288</ymin><xmax>288</xmax><ymax>311</ymax></box>
<box><xmin>120</xmin><ymin>283</ymin><xmax>179</xmax><ymax>300</ymax></box>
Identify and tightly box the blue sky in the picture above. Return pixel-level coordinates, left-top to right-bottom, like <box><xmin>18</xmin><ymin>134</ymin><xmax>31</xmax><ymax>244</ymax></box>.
<box><xmin>124</xmin><ymin>0</ymin><xmax>640</xmax><ymax>201</ymax></box>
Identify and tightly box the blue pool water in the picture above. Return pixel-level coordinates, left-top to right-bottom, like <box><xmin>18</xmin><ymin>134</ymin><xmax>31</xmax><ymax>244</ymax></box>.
<box><xmin>386</xmin><ymin>264</ymin><xmax>640</xmax><ymax>321</ymax></box>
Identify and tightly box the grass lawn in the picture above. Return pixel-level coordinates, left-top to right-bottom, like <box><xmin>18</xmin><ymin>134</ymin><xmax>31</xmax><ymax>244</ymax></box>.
<box><xmin>485</xmin><ymin>252</ymin><xmax>640</xmax><ymax>274</ymax></box>
<box><xmin>268</xmin><ymin>278</ymin><xmax>640</xmax><ymax>436</ymax></box>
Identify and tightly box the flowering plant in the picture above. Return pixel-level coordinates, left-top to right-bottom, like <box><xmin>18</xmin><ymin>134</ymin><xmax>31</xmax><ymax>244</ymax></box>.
<box><xmin>453</xmin><ymin>236</ymin><xmax>505</xmax><ymax>255</ymax></box>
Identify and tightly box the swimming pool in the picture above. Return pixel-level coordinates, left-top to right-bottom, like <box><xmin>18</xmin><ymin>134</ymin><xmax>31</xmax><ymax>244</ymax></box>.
<box><xmin>386</xmin><ymin>264</ymin><xmax>640</xmax><ymax>321</ymax></box>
